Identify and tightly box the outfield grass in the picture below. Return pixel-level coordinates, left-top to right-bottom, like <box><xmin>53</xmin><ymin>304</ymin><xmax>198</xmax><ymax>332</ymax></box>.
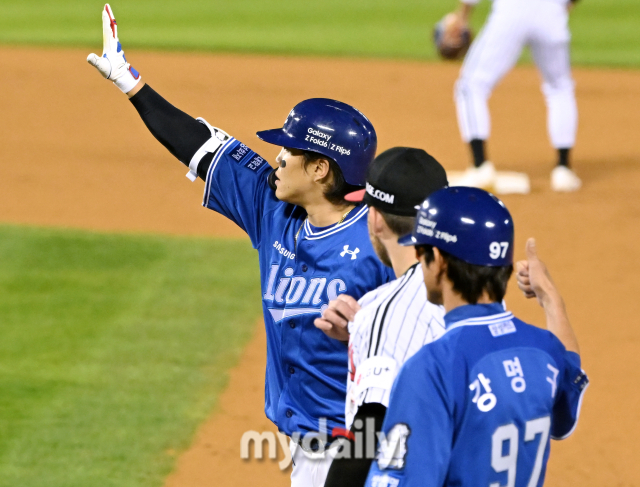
<box><xmin>0</xmin><ymin>0</ymin><xmax>639</xmax><ymax>67</ymax></box>
<box><xmin>0</xmin><ymin>225</ymin><xmax>260</xmax><ymax>487</ymax></box>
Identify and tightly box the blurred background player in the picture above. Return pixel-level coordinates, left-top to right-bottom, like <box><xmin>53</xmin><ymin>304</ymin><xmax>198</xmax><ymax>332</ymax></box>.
<box><xmin>86</xmin><ymin>5</ymin><xmax>394</xmax><ymax>486</ymax></box>
<box><xmin>445</xmin><ymin>0</ymin><xmax>582</xmax><ymax>192</ymax></box>
<box><xmin>314</xmin><ymin>147</ymin><xmax>448</xmax><ymax>486</ymax></box>
<box><xmin>366</xmin><ymin>187</ymin><xmax>589</xmax><ymax>486</ymax></box>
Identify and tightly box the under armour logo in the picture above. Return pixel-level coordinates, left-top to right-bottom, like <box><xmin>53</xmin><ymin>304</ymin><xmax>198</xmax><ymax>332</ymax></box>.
<box><xmin>340</xmin><ymin>245</ymin><xmax>360</xmax><ymax>260</ymax></box>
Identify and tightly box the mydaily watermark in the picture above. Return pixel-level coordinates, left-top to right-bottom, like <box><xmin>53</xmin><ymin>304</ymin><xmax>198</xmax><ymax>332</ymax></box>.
<box><xmin>240</xmin><ymin>418</ymin><xmax>407</xmax><ymax>470</ymax></box>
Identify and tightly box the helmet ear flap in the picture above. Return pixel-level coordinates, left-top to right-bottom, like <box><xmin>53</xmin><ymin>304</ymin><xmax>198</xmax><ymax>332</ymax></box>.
<box><xmin>267</xmin><ymin>168</ymin><xmax>279</xmax><ymax>191</ymax></box>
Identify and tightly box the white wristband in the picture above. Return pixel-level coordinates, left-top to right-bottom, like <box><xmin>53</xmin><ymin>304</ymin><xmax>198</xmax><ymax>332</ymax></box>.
<box><xmin>114</xmin><ymin>68</ymin><xmax>142</xmax><ymax>94</ymax></box>
<box><xmin>186</xmin><ymin>118</ymin><xmax>230</xmax><ymax>181</ymax></box>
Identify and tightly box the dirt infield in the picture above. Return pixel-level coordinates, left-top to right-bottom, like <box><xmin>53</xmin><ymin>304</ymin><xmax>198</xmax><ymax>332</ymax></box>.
<box><xmin>3</xmin><ymin>46</ymin><xmax>640</xmax><ymax>486</ymax></box>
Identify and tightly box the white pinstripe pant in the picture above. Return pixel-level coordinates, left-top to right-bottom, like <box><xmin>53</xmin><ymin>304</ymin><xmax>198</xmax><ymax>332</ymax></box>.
<box><xmin>455</xmin><ymin>0</ymin><xmax>577</xmax><ymax>149</ymax></box>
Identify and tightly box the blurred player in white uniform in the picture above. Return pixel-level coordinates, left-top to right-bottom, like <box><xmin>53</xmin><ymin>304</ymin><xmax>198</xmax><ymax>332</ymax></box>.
<box><xmin>449</xmin><ymin>0</ymin><xmax>582</xmax><ymax>192</ymax></box>
<box><xmin>314</xmin><ymin>147</ymin><xmax>448</xmax><ymax>486</ymax></box>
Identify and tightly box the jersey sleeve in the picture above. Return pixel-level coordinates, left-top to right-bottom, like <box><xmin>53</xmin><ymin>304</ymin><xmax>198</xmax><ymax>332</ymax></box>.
<box><xmin>365</xmin><ymin>349</ymin><xmax>454</xmax><ymax>487</ymax></box>
<box><xmin>551</xmin><ymin>351</ymin><xmax>589</xmax><ymax>440</ymax></box>
<box><xmin>201</xmin><ymin>136</ymin><xmax>275</xmax><ymax>248</ymax></box>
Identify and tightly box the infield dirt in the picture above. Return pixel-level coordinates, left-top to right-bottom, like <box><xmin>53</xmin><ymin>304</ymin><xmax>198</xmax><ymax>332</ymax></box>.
<box><xmin>2</xmin><ymin>46</ymin><xmax>640</xmax><ymax>486</ymax></box>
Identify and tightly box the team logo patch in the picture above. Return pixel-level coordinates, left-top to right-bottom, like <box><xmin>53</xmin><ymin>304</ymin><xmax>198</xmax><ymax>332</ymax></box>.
<box><xmin>340</xmin><ymin>245</ymin><xmax>360</xmax><ymax>260</ymax></box>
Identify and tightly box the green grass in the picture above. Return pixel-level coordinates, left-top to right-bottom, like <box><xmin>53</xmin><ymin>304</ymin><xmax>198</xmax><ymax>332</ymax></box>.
<box><xmin>0</xmin><ymin>0</ymin><xmax>639</xmax><ymax>67</ymax></box>
<box><xmin>0</xmin><ymin>225</ymin><xmax>261</xmax><ymax>487</ymax></box>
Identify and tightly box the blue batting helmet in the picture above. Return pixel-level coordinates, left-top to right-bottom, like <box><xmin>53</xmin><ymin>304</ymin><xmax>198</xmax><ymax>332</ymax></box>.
<box><xmin>256</xmin><ymin>98</ymin><xmax>377</xmax><ymax>186</ymax></box>
<box><xmin>399</xmin><ymin>187</ymin><xmax>514</xmax><ymax>266</ymax></box>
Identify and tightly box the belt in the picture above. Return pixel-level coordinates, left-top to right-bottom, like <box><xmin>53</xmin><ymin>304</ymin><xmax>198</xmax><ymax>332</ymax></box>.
<box><xmin>295</xmin><ymin>434</ymin><xmax>342</xmax><ymax>453</ymax></box>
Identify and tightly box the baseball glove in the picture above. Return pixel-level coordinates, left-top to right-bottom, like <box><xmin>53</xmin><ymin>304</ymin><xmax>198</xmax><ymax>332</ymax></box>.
<box><xmin>433</xmin><ymin>13</ymin><xmax>472</xmax><ymax>61</ymax></box>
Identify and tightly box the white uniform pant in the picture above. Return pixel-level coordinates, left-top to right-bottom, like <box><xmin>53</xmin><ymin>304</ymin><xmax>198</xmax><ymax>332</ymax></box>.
<box><xmin>455</xmin><ymin>0</ymin><xmax>577</xmax><ymax>149</ymax></box>
<box><xmin>289</xmin><ymin>439</ymin><xmax>341</xmax><ymax>487</ymax></box>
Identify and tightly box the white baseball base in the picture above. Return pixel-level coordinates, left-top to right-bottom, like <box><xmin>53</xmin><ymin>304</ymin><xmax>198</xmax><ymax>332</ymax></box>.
<box><xmin>447</xmin><ymin>170</ymin><xmax>531</xmax><ymax>195</ymax></box>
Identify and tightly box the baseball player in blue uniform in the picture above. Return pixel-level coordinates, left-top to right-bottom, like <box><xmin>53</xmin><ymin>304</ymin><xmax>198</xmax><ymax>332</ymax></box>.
<box><xmin>86</xmin><ymin>5</ymin><xmax>394</xmax><ymax>486</ymax></box>
<box><xmin>366</xmin><ymin>187</ymin><xmax>589</xmax><ymax>487</ymax></box>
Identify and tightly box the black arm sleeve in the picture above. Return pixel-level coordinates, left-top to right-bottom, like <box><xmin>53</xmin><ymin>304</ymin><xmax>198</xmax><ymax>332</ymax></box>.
<box><xmin>128</xmin><ymin>84</ymin><xmax>215</xmax><ymax>180</ymax></box>
<box><xmin>324</xmin><ymin>402</ymin><xmax>387</xmax><ymax>487</ymax></box>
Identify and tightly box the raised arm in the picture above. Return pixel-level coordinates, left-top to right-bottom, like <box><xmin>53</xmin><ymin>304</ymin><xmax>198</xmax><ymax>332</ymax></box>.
<box><xmin>86</xmin><ymin>4</ymin><xmax>217</xmax><ymax>180</ymax></box>
<box><xmin>516</xmin><ymin>238</ymin><xmax>580</xmax><ymax>354</ymax></box>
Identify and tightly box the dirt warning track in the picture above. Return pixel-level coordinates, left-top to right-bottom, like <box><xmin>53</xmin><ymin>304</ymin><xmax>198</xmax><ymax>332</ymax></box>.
<box><xmin>2</xmin><ymin>46</ymin><xmax>640</xmax><ymax>486</ymax></box>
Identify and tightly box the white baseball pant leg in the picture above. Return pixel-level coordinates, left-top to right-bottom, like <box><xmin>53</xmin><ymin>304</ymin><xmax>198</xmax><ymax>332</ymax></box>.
<box><xmin>529</xmin><ymin>2</ymin><xmax>577</xmax><ymax>149</ymax></box>
<box><xmin>454</xmin><ymin>2</ymin><xmax>528</xmax><ymax>143</ymax></box>
<box><xmin>289</xmin><ymin>439</ymin><xmax>340</xmax><ymax>487</ymax></box>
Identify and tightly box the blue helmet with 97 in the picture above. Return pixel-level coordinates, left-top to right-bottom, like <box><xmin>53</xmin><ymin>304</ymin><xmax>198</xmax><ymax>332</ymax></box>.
<box><xmin>399</xmin><ymin>187</ymin><xmax>514</xmax><ymax>266</ymax></box>
<box><xmin>256</xmin><ymin>98</ymin><xmax>377</xmax><ymax>186</ymax></box>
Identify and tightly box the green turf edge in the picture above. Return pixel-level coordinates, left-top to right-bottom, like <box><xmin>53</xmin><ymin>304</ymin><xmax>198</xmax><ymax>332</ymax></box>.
<box><xmin>0</xmin><ymin>224</ymin><xmax>262</xmax><ymax>487</ymax></box>
<box><xmin>1</xmin><ymin>0</ymin><xmax>639</xmax><ymax>69</ymax></box>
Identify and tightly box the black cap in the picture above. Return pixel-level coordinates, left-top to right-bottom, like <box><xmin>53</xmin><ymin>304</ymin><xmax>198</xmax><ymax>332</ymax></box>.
<box><xmin>345</xmin><ymin>147</ymin><xmax>448</xmax><ymax>216</ymax></box>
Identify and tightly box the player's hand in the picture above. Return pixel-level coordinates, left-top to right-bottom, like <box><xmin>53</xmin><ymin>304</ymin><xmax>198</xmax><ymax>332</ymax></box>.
<box><xmin>314</xmin><ymin>294</ymin><xmax>361</xmax><ymax>342</ymax></box>
<box><xmin>86</xmin><ymin>4</ymin><xmax>141</xmax><ymax>94</ymax></box>
<box><xmin>442</xmin><ymin>12</ymin><xmax>467</xmax><ymax>48</ymax></box>
<box><xmin>516</xmin><ymin>238</ymin><xmax>559</xmax><ymax>307</ymax></box>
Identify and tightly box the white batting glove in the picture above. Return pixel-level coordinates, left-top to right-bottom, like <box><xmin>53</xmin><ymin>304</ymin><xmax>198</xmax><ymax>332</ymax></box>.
<box><xmin>86</xmin><ymin>4</ymin><xmax>141</xmax><ymax>94</ymax></box>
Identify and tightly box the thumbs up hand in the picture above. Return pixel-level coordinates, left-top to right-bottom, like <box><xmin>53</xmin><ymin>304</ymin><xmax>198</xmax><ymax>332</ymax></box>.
<box><xmin>516</xmin><ymin>238</ymin><xmax>558</xmax><ymax>307</ymax></box>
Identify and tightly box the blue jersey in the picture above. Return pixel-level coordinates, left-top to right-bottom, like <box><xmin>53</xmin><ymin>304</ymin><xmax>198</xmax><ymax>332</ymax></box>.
<box><xmin>202</xmin><ymin>136</ymin><xmax>394</xmax><ymax>436</ymax></box>
<box><xmin>366</xmin><ymin>303</ymin><xmax>589</xmax><ymax>487</ymax></box>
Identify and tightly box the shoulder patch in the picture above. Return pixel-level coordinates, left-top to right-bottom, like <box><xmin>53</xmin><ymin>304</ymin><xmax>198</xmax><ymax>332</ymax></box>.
<box><xmin>228</xmin><ymin>143</ymin><xmax>267</xmax><ymax>172</ymax></box>
<box><xmin>228</xmin><ymin>143</ymin><xmax>252</xmax><ymax>163</ymax></box>
<box><xmin>245</xmin><ymin>154</ymin><xmax>267</xmax><ymax>172</ymax></box>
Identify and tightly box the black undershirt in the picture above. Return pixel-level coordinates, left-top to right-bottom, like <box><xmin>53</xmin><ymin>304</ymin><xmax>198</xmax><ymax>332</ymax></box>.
<box><xmin>129</xmin><ymin>84</ymin><xmax>214</xmax><ymax>180</ymax></box>
<box><xmin>324</xmin><ymin>402</ymin><xmax>387</xmax><ymax>487</ymax></box>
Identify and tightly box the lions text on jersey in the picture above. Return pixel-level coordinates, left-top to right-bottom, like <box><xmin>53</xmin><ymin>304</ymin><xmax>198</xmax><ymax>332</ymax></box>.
<box><xmin>366</xmin><ymin>303</ymin><xmax>588</xmax><ymax>487</ymax></box>
<box><xmin>202</xmin><ymin>132</ymin><xmax>395</xmax><ymax>436</ymax></box>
